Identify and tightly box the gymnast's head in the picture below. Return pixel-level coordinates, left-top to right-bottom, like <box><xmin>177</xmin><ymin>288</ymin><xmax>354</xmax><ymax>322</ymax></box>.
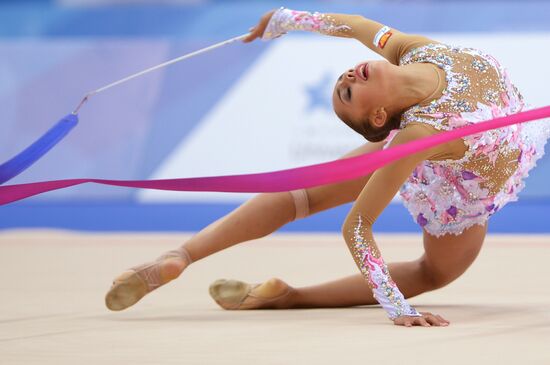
<box><xmin>332</xmin><ymin>60</ymin><xmax>401</xmax><ymax>142</ymax></box>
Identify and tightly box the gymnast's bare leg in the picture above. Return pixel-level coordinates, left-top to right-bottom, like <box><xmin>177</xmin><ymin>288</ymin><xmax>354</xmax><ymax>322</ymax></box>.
<box><xmin>106</xmin><ymin>141</ymin><xmax>385</xmax><ymax>311</ymax></box>
<box><xmin>210</xmin><ymin>223</ymin><xmax>485</xmax><ymax>310</ymax></box>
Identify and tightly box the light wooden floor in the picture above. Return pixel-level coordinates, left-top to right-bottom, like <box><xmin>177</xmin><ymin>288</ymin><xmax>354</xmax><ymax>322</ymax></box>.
<box><xmin>0</xmin><ymin>231</ymin><xmax>549</xmax><ymax>364</ymax></box>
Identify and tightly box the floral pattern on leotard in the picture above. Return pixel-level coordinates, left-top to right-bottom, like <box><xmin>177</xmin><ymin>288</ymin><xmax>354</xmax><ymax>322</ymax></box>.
<box><xmin>395</xmin><ymin>44</ymin><xmax>550</xmax><ymax>236</ymax></box>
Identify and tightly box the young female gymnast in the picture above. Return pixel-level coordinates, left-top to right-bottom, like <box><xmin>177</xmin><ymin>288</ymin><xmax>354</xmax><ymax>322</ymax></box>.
<box><xmin>105</xmin><ymin>8</ymin><xmax>548</xmax><ymax>327</ymax></box>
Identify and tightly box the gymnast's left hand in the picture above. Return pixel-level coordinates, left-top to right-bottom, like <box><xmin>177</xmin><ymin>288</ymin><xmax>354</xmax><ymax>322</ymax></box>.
<box><xmin>393</xmin><ymin>312</ymin><xmax>450</xmax><ymax>327</ymax></box>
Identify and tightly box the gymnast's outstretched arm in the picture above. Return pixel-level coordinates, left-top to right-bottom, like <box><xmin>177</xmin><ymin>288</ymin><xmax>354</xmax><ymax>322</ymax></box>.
<box><xmin>244</xmin><ymin>8</ymin><xmax>436</xmax><ymax>65</ymax></box>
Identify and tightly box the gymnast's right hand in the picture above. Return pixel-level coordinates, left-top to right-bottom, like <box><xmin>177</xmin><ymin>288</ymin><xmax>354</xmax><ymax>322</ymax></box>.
<box><xmin>393</xmin><ymin>312</ymin><xmax>450</xmax><ymax>327</ymax></box>
<box><xmin>243</xmin><ymin>9</ymin><xmax>276</xmax><ymax>43</ymax></box>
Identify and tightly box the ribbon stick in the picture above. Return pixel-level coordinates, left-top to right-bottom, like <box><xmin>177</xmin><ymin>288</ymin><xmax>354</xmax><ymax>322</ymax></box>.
<box><xmin>0</xmin><ymin>34</ymin><xmax>250</xmax><ymax>186</ymax></box>
<box><xmin>1</xmin><ymin>105</ymin><xmax>549</xmax><ymax>206</ymax></box>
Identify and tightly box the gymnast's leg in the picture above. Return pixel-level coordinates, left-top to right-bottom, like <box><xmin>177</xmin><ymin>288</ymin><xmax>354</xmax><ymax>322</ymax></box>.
<box><xmin>105</xmin><ymin>141</ymin><xmax>386</xmax><ymax>311</ymax></box>
<box><xmin>210</xmin><ymin>223</ymin><xmax>487</xmax><ymax>309</ymax></box>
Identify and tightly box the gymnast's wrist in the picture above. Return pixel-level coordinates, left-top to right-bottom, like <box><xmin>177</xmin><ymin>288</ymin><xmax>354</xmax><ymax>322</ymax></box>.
<box><xmin>378</xmin><ymin>294</ymin><xmax>421</xmax><ymax>320</ymax></box>
<box><xmin>262</xmin><ymin>7</ymin><xmax>291</xmax><ymax>40</ymax></box>
<box><xmin>389</xmin><ymin>311</ymin><xmax>422</xmax><ymax>321</ymax></box>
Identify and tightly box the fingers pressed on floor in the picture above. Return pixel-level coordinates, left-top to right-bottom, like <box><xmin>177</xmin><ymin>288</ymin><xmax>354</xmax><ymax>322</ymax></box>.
<box><xmin>427</xmin><ymin>316</ymin><xmax>442</xmax><ymax>326</ymax></box>
<box><xmin>418</xmin><ymin>318</ymin><xmax>431</xmax><ymax>327</ymax></box>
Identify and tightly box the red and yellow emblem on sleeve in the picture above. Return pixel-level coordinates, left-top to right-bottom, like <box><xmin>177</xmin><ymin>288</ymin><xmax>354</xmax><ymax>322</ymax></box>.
<box><xmin>373</xmin><ymin>25</ymin><xmax>393</xmax><ymax>49</ymax></box>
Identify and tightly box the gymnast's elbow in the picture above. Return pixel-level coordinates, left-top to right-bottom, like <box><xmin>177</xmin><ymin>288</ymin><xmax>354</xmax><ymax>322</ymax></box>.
<box><xmin>341</xmin><ymin>212</ymin><xmax>373</xmax><ymax>240</ymax></box>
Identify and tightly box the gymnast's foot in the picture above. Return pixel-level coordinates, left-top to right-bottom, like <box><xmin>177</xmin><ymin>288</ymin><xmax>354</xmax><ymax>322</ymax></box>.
<box><xmin>105</xmin><ymin>247</ymin><xmax>192</xmax><ymax>311</ymax></box>
<box><xmin>209</xmin><ymin>278</ymin><xmax>294</xmax><ymax>310</ymax></box>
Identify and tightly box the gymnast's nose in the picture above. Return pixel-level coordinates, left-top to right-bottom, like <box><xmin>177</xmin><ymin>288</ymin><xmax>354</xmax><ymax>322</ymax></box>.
<box><xmin>345</xmin><ymin>69</ymin><xmax>355</xmax><ymax>81</ymax></box>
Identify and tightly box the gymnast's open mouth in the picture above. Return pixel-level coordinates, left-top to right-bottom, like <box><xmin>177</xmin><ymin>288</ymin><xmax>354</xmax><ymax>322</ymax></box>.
<box><xmin>355</xmin><ymin>62</ymin><xmax>369</xmax><ymax>81</ymax></box>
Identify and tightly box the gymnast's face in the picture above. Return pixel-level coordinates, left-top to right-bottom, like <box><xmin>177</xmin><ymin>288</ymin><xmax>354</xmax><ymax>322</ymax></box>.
<box><xmin>332</xmin><ymin>60</ymin><xmax>392</xmax><ymax>132</ymax></box>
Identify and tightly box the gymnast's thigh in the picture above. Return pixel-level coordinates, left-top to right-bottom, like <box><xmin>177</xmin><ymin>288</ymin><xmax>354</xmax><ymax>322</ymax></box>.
<box><xmin>421</xmin><ymin>222</ymin><xmax>488</xmax><ymax>287</ymax></box>
<box><xmin>305</xmin><ymin>141</ymin><xmax>386</xmax><ymax>215</ymax></box>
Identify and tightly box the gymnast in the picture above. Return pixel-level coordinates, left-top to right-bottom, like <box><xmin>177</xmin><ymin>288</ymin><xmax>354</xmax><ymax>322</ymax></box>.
<box><xmin>105</xmin><ymin>8</ymin><xmax>549</xmax><ymax>326</ymax></box>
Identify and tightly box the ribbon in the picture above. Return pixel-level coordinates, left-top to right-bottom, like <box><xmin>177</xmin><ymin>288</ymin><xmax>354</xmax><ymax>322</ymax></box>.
<box><xmin>1</xmin><ymin>106</ymin><xmax>549</xmax><ymax>206</ymax></box>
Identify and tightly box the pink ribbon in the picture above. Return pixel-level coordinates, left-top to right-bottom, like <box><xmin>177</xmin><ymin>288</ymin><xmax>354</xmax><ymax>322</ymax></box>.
<box><xmin>1</xmin><ymin>105</ymin><xmax>549</xmax><ymax>206</ymax></box>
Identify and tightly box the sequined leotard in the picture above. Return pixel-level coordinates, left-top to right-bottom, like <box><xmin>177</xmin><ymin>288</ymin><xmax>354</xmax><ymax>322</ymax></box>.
<box><xmin>396</xmin><ymin>44</ymin><xmax>549</xmax><ymax>236</ymax></box>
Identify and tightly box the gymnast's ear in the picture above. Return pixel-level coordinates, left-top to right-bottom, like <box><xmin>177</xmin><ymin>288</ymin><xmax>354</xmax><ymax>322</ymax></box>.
<box><xmin>370</xmin><ymin>108</ymin><xmax>388</xmax><ymax>128</ymax></box>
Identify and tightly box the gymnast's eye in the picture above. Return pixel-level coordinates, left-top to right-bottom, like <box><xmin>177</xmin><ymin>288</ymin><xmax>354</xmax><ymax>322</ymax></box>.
<box><xmin>347</xmin><ymin>87</ymin><xmax>352</xmax><ymax>101</ymax></box>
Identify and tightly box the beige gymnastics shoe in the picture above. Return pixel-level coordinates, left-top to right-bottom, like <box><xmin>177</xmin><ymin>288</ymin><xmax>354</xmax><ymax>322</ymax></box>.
<box><xmin>209</xmin><ymin>278</ymin><xmax>292</xmax><ymax>310</ymax></box>
<box><xmin>105</xmin><ymin>247</ymin><xmax>192</xmax><ymax>311</ymax></box>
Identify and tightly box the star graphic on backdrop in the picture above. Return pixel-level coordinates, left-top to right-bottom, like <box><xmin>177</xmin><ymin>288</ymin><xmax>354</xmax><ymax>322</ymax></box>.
<box><xmin>304</xmin><ymin>72</ymin><xmax>335</xmax><ymax>111</ymax></box>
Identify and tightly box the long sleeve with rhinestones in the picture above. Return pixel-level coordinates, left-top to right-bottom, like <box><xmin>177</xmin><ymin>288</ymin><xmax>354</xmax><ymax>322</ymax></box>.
<box><xmin>341</xmin><ymin>125</ymin><xmax>448</xmax><ymax>320</ymax></box>
<box><xmin>262</xmin><ymin>8</ymin><xmax>436</xmax><ymax>64</ymax></box>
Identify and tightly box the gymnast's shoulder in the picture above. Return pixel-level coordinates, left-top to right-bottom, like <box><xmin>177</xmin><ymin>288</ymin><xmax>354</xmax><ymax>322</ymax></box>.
<box><xmin>390</xmin><ymin>122</ymin><xmax>466</xmax><ymax>161</ymax></box>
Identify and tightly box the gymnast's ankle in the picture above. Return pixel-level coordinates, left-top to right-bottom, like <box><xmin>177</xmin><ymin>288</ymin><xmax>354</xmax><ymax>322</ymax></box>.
<box><xmin>159</xmin><ymin>258</ymin><xmax>186</xmax><ymax>282</ymax></box>
<box><xmin>254</xmin><ymin>278</ymin><xmax>292</xmax><ymax>300</ymax></box>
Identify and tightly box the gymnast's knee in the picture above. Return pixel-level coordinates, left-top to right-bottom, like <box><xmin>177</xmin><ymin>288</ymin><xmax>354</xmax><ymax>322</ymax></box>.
<box><xmin>289</xmin><ymin>189</ymin><xmax>310</xmax><ymax>221</ymax></box>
